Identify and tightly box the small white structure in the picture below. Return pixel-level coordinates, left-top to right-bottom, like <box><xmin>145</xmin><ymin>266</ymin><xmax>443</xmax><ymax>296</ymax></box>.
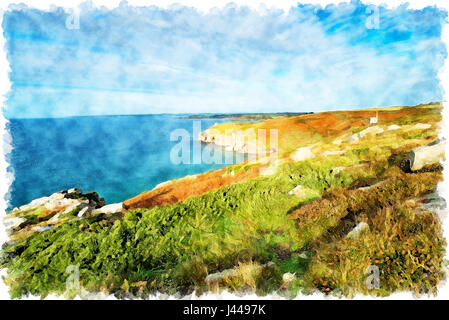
<box><xmin>369</xmin><ymin>111</ymin><xmax>378</xmax><ymax>125</ymax></box>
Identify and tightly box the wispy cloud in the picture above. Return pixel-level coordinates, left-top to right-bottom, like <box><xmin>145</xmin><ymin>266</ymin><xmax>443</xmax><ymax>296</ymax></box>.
<box><xmin>2</xmin><ymin>2</ymin><xmax>447</xmax><ymax>118</ymax></box>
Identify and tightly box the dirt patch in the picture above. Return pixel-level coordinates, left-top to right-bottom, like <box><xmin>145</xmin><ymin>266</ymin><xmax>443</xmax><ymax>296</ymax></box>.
<box><xmin>124</xmin><ymin>164</ymin><xmax>261</xmax><ymax>209</ymax></box>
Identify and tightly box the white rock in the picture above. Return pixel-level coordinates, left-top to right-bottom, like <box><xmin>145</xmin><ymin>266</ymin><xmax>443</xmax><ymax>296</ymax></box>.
<box><xmin>18</xmin><ymin>196</ymin><xmax>49</xmax><ymax>211</ymax></box>
<box><xmin>332</xmin><ymin>138</ymin><xmax>343</xmax><ymax>145</ymax></box>
<box><xmin>77</xmin><ymin>206</ymin><xmax>90</xmax><ymax>218</ymax></box>
<box><xmin>282</xmin><ymin>273</ymin><xmax>296</xmax><ymax>283</ymax></box>
<box><xmin>288</xmin><ymin>185</ymin><xmax>307</xmax><ymax>198</ymax></box>
<box><xmin>409</xmin><ymin>123</ymin><xmax>431</xmax><ymax>130</ymax></box>
<box><xmin>346</xmin><ymin>222</ymin><xmax>369</xmax><ymax>239</ymax></box>
<box><xmin>49</xmin><ymin>192</ymin><xmax>65</xmax><ymax>201</ymax></box>
<box><xmin>323</xmin><ymin>150</ymin><xmax>345</xmax><ymax>157</ymax></box>
<box><xmin>410</xmin><ymin>139</ymin><xmax>446</xmax><ymax>171</ymax></box>
<box><xmin>360</xmin><ymin>126</ymin><xmax>384</xmax><ymax>138</ymax></box>
<box><xmin>347</xmin><ymin>126</ymin><xmax>384</xmax><ymax>144</ymax></box>
<box><xmin>93</xmin><ymin>203</ymin><xmax>124</xmax><ymax>214</ymax></box>
<box><xmin>44</xmin><ymin>198</ymin><xmax>85</xmax><ymax>212</ymax></box>
<box><xmin>387</xmin><ymin>124</ymin><xmax>401</xmax><ymax>131</ymax></box>
<box><xmin>358</xmin><ymin>180</ymin><xmax>386</xmax><ymax>191</ymax></box>
<box><xmin>347</xmin><ymin>134</ymin><xmax>360</xmax><ymax>143</ymax></box>
<box><xmin>299</xmin><ymin>252</ymin><xmax>309</xmax><ymax>259</ymax></box>
<box><xmin>291</xmin><ymin>146</ymin><xmax>315</xmax><ymax>162</ymax></box>
<box><xmin>205</xmin><ymin>269</ymin><xmax>237</xmax><ymax>283</ymax></box>
<box><xmin>31</xmin><ymin>225</ymin><xmax>53</xmax><ymax>233</ymax></box>
<box><xmin>67</xmin><ymin>188</ymin><xmax>82</xmax><ymax>194</ymax></box>
<box><xmin>3</xmin><ymin>216</ymin><xmax>26</xmax><ymax>230</ymax></box>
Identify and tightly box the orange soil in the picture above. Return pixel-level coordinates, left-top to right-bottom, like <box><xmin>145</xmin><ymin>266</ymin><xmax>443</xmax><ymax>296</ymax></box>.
<box><xmin>124</xmin><ymin>164</ymin><xmax>261</xmax><ymax>210</ymax></box>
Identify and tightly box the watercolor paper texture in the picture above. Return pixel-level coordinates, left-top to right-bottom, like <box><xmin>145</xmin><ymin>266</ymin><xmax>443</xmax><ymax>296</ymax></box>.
<box><xmin>0</xmin><ymin>0</ymin><xmax>448</xmax><ymax>299</ymax></box>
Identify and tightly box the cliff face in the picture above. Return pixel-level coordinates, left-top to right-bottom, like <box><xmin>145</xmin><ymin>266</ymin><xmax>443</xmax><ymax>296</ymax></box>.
<box><xmin>198</xmin><ymin>127</ymin><xmax>276</xmax><ymax>155</ymax></box>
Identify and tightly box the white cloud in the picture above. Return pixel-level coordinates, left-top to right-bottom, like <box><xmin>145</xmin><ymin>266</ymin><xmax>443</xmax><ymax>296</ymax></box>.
<box><xmin>2</xmin><ymin>2</ymin><xmax>446</xmax><ymax>117</ymax></box>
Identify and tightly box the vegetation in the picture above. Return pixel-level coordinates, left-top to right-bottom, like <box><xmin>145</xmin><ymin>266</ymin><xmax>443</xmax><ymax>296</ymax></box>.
<box><xmin>0</xmin><ymin>103</ymin><xmax>446</xmax><ymax>298</ymax></box>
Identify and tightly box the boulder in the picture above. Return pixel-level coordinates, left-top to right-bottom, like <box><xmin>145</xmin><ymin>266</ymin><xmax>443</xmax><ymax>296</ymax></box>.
<box><xmin>291</xmin><ymin>146</ymin><xmax>315</xmax><ymax>162</ymax></box>
<box><xmin>288</xmin><ymin>185</ymin><xmax>308</xmax><ymax>198</ymax></box>
<box><xmin>387</xmin><ymin>124</ymin><xmax>401</xmax><ymax>131</ymax></box>
<box><xmin>66</xmin><ymin>188</ymin><xmax>82</xmax><ymax>195</ymax></box>
<box><xmin>77</xmin><ymin>206</ymin><xmax>91</xmax><ymax>218</ymax></box>
<box><xmin>205</xmin><ymin>261</ymin><xmax>275</xmax><ymax>284</ymax></box>
<box><xmin>93</xmin><ymin>202</ymin><xmax>124</xmax><ymax>215</ymax></box>
<box><xmin>346</xmin><ymin>222</ymin><xmax>369</xmax><ymax>239</ymax></box>
<box><xmin>31</xmin><ymin>225</ymin><xmax>53</xmax><ymax>233</ymax></box>
<box><xmin>359</xmin><ymin>126</ymin><xmax>384</xmax><ymax>137</ymax></box>
<box><xmin>347</xmin><ymin>134</ymin><xmax>360</xmax><ymax>143</ymax></box>
<box><xmin>358</xmin><ymin>180</ymin><xmax>387</xmax><ymax>191</ymax></box>
<box><xmin>282</xmin><ymin>272</ymin><xmax>296</xmax><ymax>283</ymax></box>
<box><xmin>205</xmin><ymin>269</ymin><xmax>237</xmax><ymax>283</ymax></box>
<box><xmin>347</xmin><ymin>126</ymin><xmax>384</xmax><ymax>143</ymax></box>
<box><xmin>410</xmin><ymin>139</ymin><xmax>445</xmax><ymax>171</ymax></box>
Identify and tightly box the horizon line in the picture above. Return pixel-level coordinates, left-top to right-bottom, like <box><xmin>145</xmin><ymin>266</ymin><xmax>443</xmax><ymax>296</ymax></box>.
<box><xmin>3</xmin><ymin>101</ymin><xmax>443</xmax><ymax>120</ymax></box>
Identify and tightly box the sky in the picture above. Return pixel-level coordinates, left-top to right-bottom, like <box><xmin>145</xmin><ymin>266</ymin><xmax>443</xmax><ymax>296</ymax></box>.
<box><xmin>1</xmin><ymin>1</ymin><xmax>448</xmax><ymax>118</ymax></box>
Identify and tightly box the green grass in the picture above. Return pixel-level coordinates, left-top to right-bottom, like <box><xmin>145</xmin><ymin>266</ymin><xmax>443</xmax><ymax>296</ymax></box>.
<box><xmin>0</xmin><ymin>106</ymin><xmax>446</xmax><ymax>298</ymax></box>
<box><xmin>0</xmin><ymin>158</ymin><xmax>354</xmax><ymax>298</ymax></box>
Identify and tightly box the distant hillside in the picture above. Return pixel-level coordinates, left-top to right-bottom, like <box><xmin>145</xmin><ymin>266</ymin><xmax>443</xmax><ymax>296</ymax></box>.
<box><xmin>180</xmin><ymin>112</ymin><xmax>312</xmax><ymax>121</ymax></box>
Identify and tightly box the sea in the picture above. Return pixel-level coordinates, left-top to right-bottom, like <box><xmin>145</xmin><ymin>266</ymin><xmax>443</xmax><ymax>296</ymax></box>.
<box><xmin>5</xmin><ymin>114</ymin><xmax>246</xmax><ymax>210</ymax></box>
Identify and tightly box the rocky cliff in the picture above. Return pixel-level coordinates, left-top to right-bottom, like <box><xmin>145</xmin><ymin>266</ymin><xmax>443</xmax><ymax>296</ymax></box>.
<box><xmin>198</xmin><ymin>127</ymin><xmax>277</xmax><ymax>155</ymax></box>
<box><xmin>4</xmin><ymin>188</ymin><xmax>124</xmax><ymax>243</ymax></box>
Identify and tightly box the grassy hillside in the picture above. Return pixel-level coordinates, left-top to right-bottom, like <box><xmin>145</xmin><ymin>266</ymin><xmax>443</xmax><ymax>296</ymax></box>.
<box><xmin>204</xmin><ymin>104</ymin><xmax>442</xmax><ymax>154</ymax></box>
<box><xmin>0</xmin><ymin>103</ymin><xmax>446</xmax><ymax>298</ymax></box>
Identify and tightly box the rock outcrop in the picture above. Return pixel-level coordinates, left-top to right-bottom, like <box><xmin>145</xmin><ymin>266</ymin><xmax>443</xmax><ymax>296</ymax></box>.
<box><xmin>410</xmin><ymin>139</ymin><xmax>445</xmax><ymax>171</ymax></box>
<box><xmin>347</xmin><ymin>126</ymin><xmax>384</xmax><ymax>143</ymax></box>
<box><xmin>198</xmin><ymin>128</ymin><xmax>276</xmax><ymax>155</ymax></box>
<box><xmin>4</xmin><ymin>188</ymin><xmax>112</xmax><ymax>241</ymax></box>
<box><xmin>346</xmin><ymin>222</ymin><xmax>369</xmax><ymax>239</ymax></box>
<box><xmin>93</xmin><ymin>202</ymin><xmax>124</xmax><ymax>215</ymax></box>
<box><xmin>387</xmin><ymin>124</ymin><xmax>401</xmax><ymax>131</ymax></box>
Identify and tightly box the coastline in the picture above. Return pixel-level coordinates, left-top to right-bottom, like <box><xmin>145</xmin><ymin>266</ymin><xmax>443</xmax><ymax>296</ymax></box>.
<box><xmin>1</xmin><ymin>102</ymin><xmax>447</xmax><ymax>298</ymax></box>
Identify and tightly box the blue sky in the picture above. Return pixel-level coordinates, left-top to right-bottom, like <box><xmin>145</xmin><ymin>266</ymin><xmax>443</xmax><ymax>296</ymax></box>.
<box><xmin>2</xmin><ymin>1</ymin><xmax>447</xmax><ymax>118</ymax></box>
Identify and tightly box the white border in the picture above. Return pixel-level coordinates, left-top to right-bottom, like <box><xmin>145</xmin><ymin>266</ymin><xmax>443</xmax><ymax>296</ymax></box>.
<box><xmin>0</xmin><ymin>0</ymin><xmax>448</xmax><ymax>300</ymax></box>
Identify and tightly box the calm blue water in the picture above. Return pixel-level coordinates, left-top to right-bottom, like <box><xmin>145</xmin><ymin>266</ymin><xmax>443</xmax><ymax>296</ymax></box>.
<box><xmin>6</xmin><ymin>115</ymin><xmax>244</xmax><ymax>210</ymax></box>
